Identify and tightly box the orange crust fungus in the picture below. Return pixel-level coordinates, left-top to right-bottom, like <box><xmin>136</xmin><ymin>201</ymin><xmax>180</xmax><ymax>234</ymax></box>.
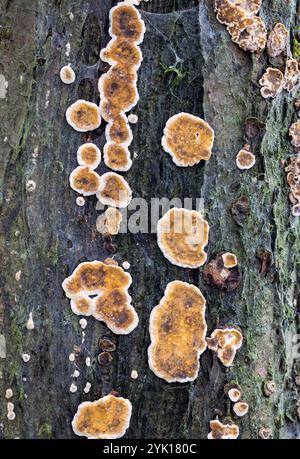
<box><xmin>259</xmin><ymin>68</ymin><xmax>284</xmax><ymax>98</ymax></box>
<box><xmin>77</xmin><ymin>143</ymin><xmax>101</xmax><ymax>170</ymax></box>
<box><xmin>66</xmin><ymin>99</ymin><xmax>101</xmax><ymax>132</ymax></box>
<box><xmin>157</xmin><ymin>208</ymin><xmax>209</xmax><ymax>269</ymax></box>
<box><xmin>233</xmin><ymin>402</ymin><xmax>249</xmax><ymax>417</ymax></box>
<box><xmin>214</xmin><ymin>0</ymin><xmax>266</xmax><ymax>53</ymax></box>
<box><xmin>72</xmin><ymin>395</ymin><xmax>132</xmax><ymax>439</ymax></box>
<box><xmin>208</xmin><ymin>419</ymin><xmax>239</xmax><ymax>440</ymax></box>
<box><xmin>206</xmin><ymin>327</ymin><xmax>243</xmax><ymax>367</ymax></box>
<box><xmin>96</xmin><ymin>207</ymin><xmax>123</xmax><ymax>236</ymax></box>
<box><xmin>203</xmin><ymin>253</ymin><xmax>241</xmax><ymax>291</ymax></box>
<box><xmin>222</xmin><ymin>252</ymin><xmax>238</xmax><ymax>268</ymax></box>
<box><xmin>62</xmin><ymin>261</ymin><xmax>138</xmax><ymax>334</ymax></box>
<box><xmin>97</xmin><ymin>172</ymin><xmax>132</xmax><ymax>208</ymax></box>
<box><xmin>267</xmin><ymin>23</ymin><xmax>288</xmax><ymax>58</ymax></box>
<box><xmin>69</xmin><ymin>166</ymin><xmax>101</xmax><ymax>196</ymax></box>
<box><xmin>228</xmin><ymin>387</ymin><xmax>241</xmax><ymax>402</ymax></box>
<box><xmin>236</xmin><ymin>147</ymin><xmax>256</xmax><ymax>170</ymax></box>
<box><xmin>283</xmin><ymin>59</ymin><xmax>299</xmax><ymax>92</ymax></box>
<box><xmin>99</xmin><ymin>2</ymin><xmax>145</xmax><ymax>174</ymax></box>
<box><xmin>148</xmin><ymin>281</ymin><xmax>207</xmax><ymax>383</ymax></box>
<box><xmin>161</xmin><ymin>113</ymin><xmax>214</xmax><ymax>167</ymax></box>
<box><xmin>104</xmin><ymin>142</ymin><xmax>132</xmax><ymax>172</ymax></box>
<box><xmin>60</xmin><ymin>65</ymin><xmax>75</xmax><ymax>84</ymax></box>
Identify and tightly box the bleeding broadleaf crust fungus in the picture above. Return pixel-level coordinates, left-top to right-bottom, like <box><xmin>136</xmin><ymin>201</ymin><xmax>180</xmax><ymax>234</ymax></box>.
<box><xmin>157</xmin><ymin>208</ymin><xmax>209</xmax><ymax>269</ymax></box>
<box><xmin>267</xmin><ymin>23</ymin><xmax>288</xmax><ymax>58</ymax></box>
<box><xmin>62</xmin><ymin>260</ymin><xmax>138</xmax><ymax>335</ymax></box>
<box><xmin>206</xmin><ymin>327</ymin><xmax>243</xmax><ymax>367</ymax></box>
<box><xmin>161</xmin><ymin>113</ymin><xmax>214</xmax><ymax>167</ymax></box>
<box><xmin>208</xmin><ymin>419</ymin><xmax>239</xmax><ymax>440</ymax></box>
<box><xmin>259</xmin><ymin>60</ymin><xmax>299</xmax><ymax>99</ymax></box>
<box><xmin>99</xmin><ymin>2</ymin><xmax>145</xmax><ymax>172</ymax></box>
<box><xmin>66</xmin><ymin>100</ymin><xmax>101</xmax><ymax>132</ymax></box>
<box><xmin>77</xmin><ymin>143</ymin><xmax>101</xmax><ymax>170</ymax></box>
<box><xmin>214</xmin><ymin>0</ymin><xmax>266</xmax><ymax>53</ymax></box>
<box><xmin>97</xmin><ymin>172</ymin><xmax>132</xmax><ymax>208</ymax></box>
<box><xmin>72</xmin><ymin>395</ymin><xmax>132</xmax><ymax>439</ymax></box>
<box><xmin>236</xmin><ymin>147</ymin><xmax>256</xmax><ymax>170</ymax></box>
<box><xmin>148</xmin><ymin>281</ymin><xmax>207</xmax><ymax>383</ymax></box>
<box><xmin>60</xmin><ymin>65</ymin><xmax>75</xmax><ymax>84</ymax></box>
<box><xmin>69</xmin><ymin>166</ymin><xmax>101</xmax><ymax>196</ymax></box>
<box><xmin>285</xmin><ymin>155</ymin><xmax>300</xmax><ymax>217</ymax></box>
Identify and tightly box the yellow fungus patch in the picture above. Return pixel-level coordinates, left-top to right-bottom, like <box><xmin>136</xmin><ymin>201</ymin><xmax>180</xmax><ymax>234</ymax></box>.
<box><xmin>70</xmin><ymin>295</ymin><xmax>94</xmax><ymax>316</ymax></box>
<box><xmin>69</xmin><ymin>166</ymin><xmax>101</xmax><ymax>196</ymax></box>
<box><xmin>222</xmin><ymin>252</ymin><xmax>238</xmax><ymax>268</ymax></box>
<box><xmin>72</xmin><ymin>395</ymin><xmax>132</xmax><ymax>439</ymax></box>
<box><xmin>259</xmin><ymin>68</ymin><xmax>284</xmax><ymax>98</ymax></box>
<box><xmin>105</xmin><ymin>115</ymin><xmax>133</xmax><ymax>145</ymax></box>
<box><xmin>236</xmin><ymin>148</ymin><xmax>256</xmax><ymax>170</ymax></box>
<box><xmin>157</xmin><ymin>208</ymin><xmax>209</xmax><ymax>268</ymax></box>
<box><xmin>148</xmin><ymin>281</ymin><xmax>207</xmax><ymax>383</ymax></box>
<box><xmin>206</xmin><ymin>327</ymin><xmax>243</xmax><ymax>367</ymax></box>
<box><xmin>97</xmin><ymin>172</ymin><xmax>132</xmax><ymax>208</ymax></box>
<box><xmin>77</xmin><ymin>143</ymin><xmax>101</xmax><ymax>170</ymax></box>
<box><xmin>208</xmin><ymin>419</ymin><xmax>239</xmax><ymax>440</ymax></box>
<box><xmin>100</xmin><ymin>38</ymin><xmax>142</xmax><ymax>68</ymax></box>
<box><xmin>110</xmin><ymin>2</ymin><xmax>145</xmax><ymax>44</ymax></box>
<box><xmin>66</xmin><ymin>99</ymin><xmax>101</xmax><ymax>132</ymax></box>
<box><xmin>104</xmin><ymin>143</ymin><xmax>132</xmax><ymax>171</ymax></box>
<box><xmin>162</xmin><ymin>113</ymin><xmax>214</xmax><ymax>167</ymax></box>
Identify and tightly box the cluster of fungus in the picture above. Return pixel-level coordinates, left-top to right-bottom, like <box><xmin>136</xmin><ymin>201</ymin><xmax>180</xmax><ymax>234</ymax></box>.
<box><xmin>161</xmin><ymin>113</ymin><xmax>214</xmax><ymax>167</ymax></box>
<box><xmin>259</xmin><ymin>59</ymin><xmax>299</xmax><ymax>99</ymax></box>
<box><xmin>157</xmin><ymin>208</ymin><xmax>209</xmax><ymax>268</ymax></box>
<box><xmin>206</xmin><ymin>327</ymin><xmax>243</xmax><ymax>367</ymax></box>
<box><xmin>99</xmin><ymin>1</ymin><xmax>145</xmax><ymax>172</ymax></box>
<box><xmin>72</xmin><ymin>394</ymin><xmax>132</xmax><ymax>439</ymax></box>
<box><xmin>207</xmin><ymin>419</ymin><xmax>239</xmax><ymax>440</ymax></box>
<box><xmin>285</xmin><ymin>156</ymin><xmax>300</xmax><ymax>217</ymax></box>
<box><xmin>203</xmin><ymin>252</ymin><xmax>241</xmax><ymax>292</ymax></box>
<box><xmin>148</xmin><ymin>281</ymin><xmax>207</xmax><ymax>383</ymax></box>
<box><xmin>62</xmin><ymin>260</ymin><xmax>138</xmax><ymax>335</ymax></box>
<box><xmin>214</xmin><ymin>0</ymin><xmax>266</xmax><ymax>53</ymax></box>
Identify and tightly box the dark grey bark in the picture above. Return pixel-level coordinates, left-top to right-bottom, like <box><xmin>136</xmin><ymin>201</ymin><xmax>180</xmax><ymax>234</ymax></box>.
<box><xmin>0</xmin><ymin>0</ymin><xmax>300</xmax><ymax>439</ymax></box>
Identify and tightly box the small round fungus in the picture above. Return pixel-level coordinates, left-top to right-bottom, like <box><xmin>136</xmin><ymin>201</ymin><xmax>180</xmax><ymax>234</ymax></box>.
<box><xmin>122</xmin><ymin>261</ymin><xmax>130</xmax><ymax>270</ymax></box>
<box><xmin>228</xmin><ymin>388</ymin><xmax>241</xmax><ymax>402</ymax></box>
<box><xmin>208</xmin><ymin>419</ymin><xmax>239</xmax><ymax>440</ymax></box>
<box><xmin>222</xmin><ymin>252</ymin><xmax>238</xmax><ymax>268</ymax></box>
<box><xmin>96</xmin><ymin>172</ymin><xmax>132</xmax><ymax>208</ymax></box>
<box><xmin>84</xmin><ymin>382</ymin><xmax>91</xmax><ymax>394</ymax></box>
<box><xmin>236</xmin><ymin>147</ymin><xmax>256</xmax><ymax>170</ymax></box>
<box><xmin>292</xmin><ymin>204</ymin><xmax>300</xmax><ymax>217</ymax></box>
<box><xmin>66</xmin><ymin>99</ymin><xmax>101</xmax><ymax>132</ymax></box>
<box><xmin>60</xmin><ymin>65</ymin><xmax>76</xmax><ymax>84</ymax></box>
<box><xmin>131</xmin><ymin>370</ymin><xmax>138</xmax><ymax>379</ymax></box>
<box><xmin>267</xmin><ymin>23</ymin><xmax>288</xmax><ymax>58</ymax></box>
<box><xmin>5</xmin><ymin>388</ymin><xmax>13</xmax><ymax>399</ymax></box>
<box><xmin>128</xmin><ymin>114</ymin><xmax>138</xmax><ymax>124</ymax></box>
<box><xmin>157</xmin><ymin>208</ymin><xmax>209</xmax><ymax>269</ymax></box>
<box><xmin>72</xmin><ymin>394</ymin><xmax>132</xmax><ymax>439</ymax></box>
<box><xmin>76</xmin><ymin>196</ymin><xmax>85</xmax><ymax>207</ymax></box>
<box><xmin>99</xmin><ymin>337</ymin><xmax>116</xmax><ymax>352</ymax></box>
<box><xmin>263</xmin><ymin>380</ymin><xmax>277</xmax><ymax>397</ymax></box>
<box><xmin>70</xmin><ymin>383</ymin><xmax>78</xmax><ymax>393</ymax></box>
<box><xmin>206</xmin><ymin>327</ymin><xmax>243</xmax><ymax>367</ymax></box>
<box><xmin>284</xmin><ymin>59</ymin><xmax>299</xmax><ymax>92</ymax></box>
<box><xmin>148</xmin><ymin>281</ymin><xmax>207</xmax><ymax>383</ymax></box>
<box><xmin>109</xmin><ymin>2</ymin><xmax>145</xmax><ymax>45</ymax></box>
<box><xmin>77</xmin><ymin>143</ymin><xmax>101</xmax><ymax>170</ymax></box>
<box><xmin>98</xmin><ymin>351</ymin><xmax>113</xmax><ymax>366</ymax></box>
<box><xmin>26</xmin><ymin>180</ymin><xmax>36</xmax><ymax>193</ymax></box>
<box><xmin>79</xmin><ymin>318</ymin><xmax>87</xmax><ymax>329</ymax></box>
<box><xmin>259</xmin><ymin>68</ymin><xmax>284</xmax><ymax>98</ymax></box>
<box><xmin>289</xmin><ymin>121</ymin><xmax>300</xmax><ymax>148</ymax></box>
<box><xmin>69</xmin><ymin>166</ymin><xmax>101</xmax><ymax>196</ymax></box>
<box><xmin>72</xmin><ymin>370</ymin><xmax>80</xmax><ymax>378</ymax></box>
<box><xmin>69</xmin><ymin>353</ymin><xmax>75</xmax><ymax>362</ymax></box>
<box><xmin>233</xmin><ymin>402</ymin><xmax>249</xmax><ymax>417</ymax></box>
<box><xmin>96</xmin><ymin>207</ymin><xmax>123</xmax><ymax>236</ymax></box>
<box><xmin>103</xmin><ymin>142</ymin><xmax>132</xmax><ymax>172</ymax></box>
<box><xmin>161</xmin><ymin>113</ymin><xmax>214</xmax><ymax>167</ymax></box>
<box><xmin>259</xmin><ymin>427</ymin><xmax>272</xmax><ymax>439</ymax></box>
<box><xmin>22</xmin><ymin>353</ymin><xmax>30</xmax><ymax>363</ymax></box>
<box><xmin>203</xmin><ymin>253</ymin><xmax>241</xmax><ymax>291</ymax></box>
<box><xmin>7</xmin><ymin>411</ymin><xmax>16</xmax><ymax>421</ymax></box>
<box><xmin>26</xmin><ymin>311</ymin><xmax>34</xmax><ymax>330</ymax></box>
<box><xmin>85</xmin><ymin>357</ymin><xmax>91</xmax><ymax>367</ymax></box>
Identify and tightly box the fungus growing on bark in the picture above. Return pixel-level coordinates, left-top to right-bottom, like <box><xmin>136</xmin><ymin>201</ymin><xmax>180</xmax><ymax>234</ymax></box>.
<box><xmin>161</xmin><ymin>113</ymin><xmax>214</xmax><ymax>167</ymax></box>
<box><xmin>77</xmin><ymin>143</ymin><xmax>101</xmax><ymax>170</ymax></box>
<box><xmin>228</xmin><ymin>388</ymin><xmax>241</xmax><ymax>402</ymax></box>
<box><xmin>289</xmin><ymin>121</ymin><xmax>300</xmax><ymax>148</ymax></box>
<box><xmin>72</xmin><ymin>395</ymin><xmax>132</xmax><ymax>439</ymax></box>
<box><xmin>96</xmin><ymin>172</ymin><xmax>132</xmax><ymax>208</ymax></box>
<box><xmin>236</xmin><ymin>147</ymin><xmax>256</xmax><ymax>170</ymax></box>
<box><xmin>104</xmin><ymin>143</ymin><xmax>132</xmax><ymax>171</ymax></box>
<box><xmin>214</xmin><ymin>0</ymin><xmax>248</xmax><ymax>26</ymax></box>
<box><xmin>98</xmin><ymin>352</ymin><xmax>113</xmax><ymax>365</ymax></box>
<box><xmin>267</xmin><ymin>23</ymin><xmax>288</xmax><ymax>57</ymax></box>
<box><xmin>231</xmin><ymin>195</ymin><xmax>250</xmax><ymax>227</ymax></box>
<box><xmin>228</xmin><ymin>16</ymin><xmax>267</xmax><ymax>52</ymax></box>
<box><xmin>96</xmin><ymin>208</ymin><xmax>123</xmax><ymax>236</ymax></box>
<box><xmin>157</xmin><ymin>208</ymin><xmax>209</xmax><ymax>269</ymax></box>
<box><xmin>233</xmin><ymin>402</ymin><xmax>249</xmax><ymax>417</ymax></box>
<box><xmin>99</xmin><ymin>337</ymin><xmax>116</xmax><ymax>352</ymax></box>
<box><xmin>128</xmin><ymin>114</ymin><xmax>138</xmax><ymax>124</ymax></box>
<box><xmin>208</xmin><ymin>419</ymin><xmax>239</xmax><ymax>440</ymax></box>
<box><xmin>76</xmin><ymin>196</ymin><xmax>85</xmax><ymax>207</ymax></box>
<box><xmin>292</xmin><ymin>204</ymin><xmax>300</xmax><ymax>217</ymax></box>
<box><xmin>66</xmin><ymin>100</ymin><xmax>101</xmax><ymax>132</ymax></box>
<box><xmin>70</xmin><ymin>295</ymin><xmax>94</xmax><ymax>316</ymax></box>
<box><xmin>259</xmin><ymin>68</ymin><xmax>284</xmax><ymax>98</ymax></box>
<box><xmin>100</xmin><ymin>38</ymin><xmax>143</xmax><ymax>69</ymax></box>
<box><xmin>285</xmin><ymin>156</ymin><xmax>300</xmax><ymax>209</ymax></box>
<box><xmin>60</xmin><ymin>65</ymin><xmax>76</xmax><ymax>84</ymax></box>
<box><xmin>109</xmin><ymin>2</ymin><xmax>145</xmax><ymax>45</ymax></box>
<box><xmin>263</xmin><ymin>380</ymin><xmax>277</xmax><ymax>397</ymax></box>
<box><xmin>203</xmin><ymin>254</ymin><xmax>241</xmax><ymax>291</ymax></box>
<box><xmin>284</xmin><ymin>59</ymin><xmax>299</xmax><ymax>92</ymax></box>
<box><xmin>148</xmin><ymin>281</ymin><xmax>207</xmax><ymax>383</ymax></box>
<box><xmin>131</xmin><ymin>370</ymin><xmax>138</xmax><ymax>379</ymax></box>
<box><xmin>105</xmin><ymin>115</ymin><xmax>133</xmax><ymax>146</ymax></box>
<box><xmin>69</xmin><ymin>166</ymin><xmax>101</xmax><ymax>196</ymax></box>
<box><xmin>222</xmin><ymin>252</ymin><xmax>238</xmax><ymax>268</ymax></box>
<box><xmin>93</xmin><ymin>288</ymin><xmax>138</xmax><ymax>334</ymax></box>
<box><xmin>259</xmin><ymin>427</ymin><xmax>272</xmax><ymax>439</ymax></box>
<box><xmin>206</xmin><ymin>327</ymin><xmax>243</xmax><ymax>367</ymax></box>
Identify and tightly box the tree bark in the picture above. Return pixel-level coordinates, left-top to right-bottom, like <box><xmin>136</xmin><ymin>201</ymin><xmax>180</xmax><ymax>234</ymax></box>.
<box><xmin>0</xmin><ymin>0</ymin><xmax>300</xmax><ymax>439</ymax></box>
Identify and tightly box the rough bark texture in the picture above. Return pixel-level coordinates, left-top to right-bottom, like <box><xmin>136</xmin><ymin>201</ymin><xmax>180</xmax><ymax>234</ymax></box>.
<box><xmin>0</xmin><ymin>0</ymin><xmax>300</xmax><ymax>439</ymax></box>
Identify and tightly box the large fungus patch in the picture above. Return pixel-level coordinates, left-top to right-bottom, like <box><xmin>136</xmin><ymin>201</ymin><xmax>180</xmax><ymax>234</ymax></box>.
<box><xmin>148</xmin><ymin>281</ymin><xmax>207</xmax><ymax>383</ymax></box>
<box><xmin>157</xmin><ymin>208</ymin><xmax>209</xmax><ymax>268</ymax></box>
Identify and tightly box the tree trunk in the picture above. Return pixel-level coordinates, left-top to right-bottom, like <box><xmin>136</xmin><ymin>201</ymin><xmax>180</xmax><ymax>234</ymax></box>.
<box><xmin>0</xmin><ymin>0</ymin><xmax>299</xmax><ymax>439</ymax></box>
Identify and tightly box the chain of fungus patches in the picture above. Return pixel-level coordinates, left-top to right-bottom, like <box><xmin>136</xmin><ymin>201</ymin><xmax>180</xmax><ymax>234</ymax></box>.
<box><xmin>62</xmin><ymin>260</ymin><xmax>138</xmax><ymax>335</ymax></box>
<box><xmin>99</xmin><ymin>1</ymin><xmax>145</xmax><ymax>172</ymax></box>
<box><xmin>214</xmin><ymin>0</ymin><xmax>266</xmax><ymax>53</ymax></box>
<box><xmin>72</xmin><ymin>394</ymin><xmax>132</xmax><ymax>439</ymax></box>
<box><xmin>161</xmin><ymin>113</ymin><xmax>214</xmax><ymax>167</ymax></box>
<box><xmin>157</xmin><ymin>208</ymin><xmax>209</xmax><ymax>269</ymax></box>
<box><xmin>206</xmin><ymin>327</ymin><xmax>243</xmax><ymax>367</ymax></box>
<box><xmin>148</xmin><ymin>281</ymin><xmax>207</xmax><ymax>383</ymax></box>
<box><xmin>285</xmin><ymin>155</ymin><xmax>300</xmax><ymax>217</ymax></box>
